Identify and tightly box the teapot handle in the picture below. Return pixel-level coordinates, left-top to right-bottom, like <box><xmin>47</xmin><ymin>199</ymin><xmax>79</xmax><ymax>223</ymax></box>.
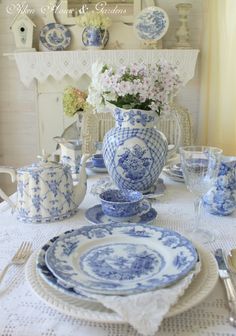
<box><xmin>0</xmin><ymin>167</ymin><xmax>17</xmax><ymax>210</ymax></box>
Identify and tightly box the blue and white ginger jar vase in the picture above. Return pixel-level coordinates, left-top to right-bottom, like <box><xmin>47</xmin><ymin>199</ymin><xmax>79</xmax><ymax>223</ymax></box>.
<box><xmin>203</xmin><ymin>156</ymin><xmax>236</xmax><ymax>216</ymax></box>
<box><xmin>103</xmin><ymin>107</ymin><xmax>168</xmax><ymax>193</ymax></box>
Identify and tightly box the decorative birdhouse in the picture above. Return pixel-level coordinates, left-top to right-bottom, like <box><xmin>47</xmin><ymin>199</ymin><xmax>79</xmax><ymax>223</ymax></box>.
<box><xmin>10</xmin><ymin>14</ymin><xmax>36</xmax><ymax>52</ymax></box>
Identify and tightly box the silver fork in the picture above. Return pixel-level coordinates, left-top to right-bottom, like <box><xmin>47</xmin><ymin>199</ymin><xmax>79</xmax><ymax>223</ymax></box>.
<box><xmin>0</xmin><ymin>242</ymin><xmax>32</xmax><ymax>283</ymax></box>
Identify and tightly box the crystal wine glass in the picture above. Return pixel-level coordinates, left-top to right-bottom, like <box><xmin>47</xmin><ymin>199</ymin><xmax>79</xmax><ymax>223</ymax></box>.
<box><xmin>179</xmin><ymin>146</ymin><xmax>222</xmax><ymax>244</ymax></box>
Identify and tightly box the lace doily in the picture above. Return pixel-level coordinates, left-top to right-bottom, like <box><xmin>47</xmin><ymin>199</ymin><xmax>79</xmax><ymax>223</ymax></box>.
<box><xmin>13</xmin><ymin>49</ymin><xmax>199</xmax><ymax>87</ymax></box>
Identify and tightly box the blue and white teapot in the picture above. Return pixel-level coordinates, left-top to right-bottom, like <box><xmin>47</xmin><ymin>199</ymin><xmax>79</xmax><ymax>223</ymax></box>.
<box><xmin>0</xmin><ymin>153</ymin><xmax>90</xmax><ymax>223</ymax></box>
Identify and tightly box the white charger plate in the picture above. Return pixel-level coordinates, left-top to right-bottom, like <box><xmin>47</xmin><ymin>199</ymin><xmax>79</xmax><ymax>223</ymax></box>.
<box><xmin>25</xmin><ymin>244</ymin><xmax>218</xmax><ymax>322</ymax></box>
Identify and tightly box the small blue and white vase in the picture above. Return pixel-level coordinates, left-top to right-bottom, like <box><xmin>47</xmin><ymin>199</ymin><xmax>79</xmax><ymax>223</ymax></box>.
<box><xmin>103</xmin><ymin>107</ymin><xmax>168</xmax><ymax>193</ymax></box>
<box><xmin>82</xmin><ymin>26</ymin><xmax>109</xmax><ymax>49</ymax></box>
<box><xmin>203</xmin><ymin>156</ymin><xmax>236</xmax><ymax>216</ymax></box>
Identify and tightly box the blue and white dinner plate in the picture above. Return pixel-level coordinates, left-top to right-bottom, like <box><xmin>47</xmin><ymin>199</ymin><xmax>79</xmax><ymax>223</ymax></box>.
<box><xmin>40</xmin><ymin>23</ymin><xmax>71</xmax><ymax>51</ymax></box>
<box><xmin>134</xmin><ymin>6</ymin><xmax>169</xmax><ymax>41</ymax></box>
<box><xmin>36</xmin><ymin>233</ymin><xmax>94</xmax><ymax>301</ymax></box>
<box><xmin>45</xmin><ymin>223</ymin><xmax>198</xmax><ymax>296</ymax></box>
<box><xmin>85</xmin><ymin>204</ymin><xmax>157</xmax><ymax>225</ymax></box>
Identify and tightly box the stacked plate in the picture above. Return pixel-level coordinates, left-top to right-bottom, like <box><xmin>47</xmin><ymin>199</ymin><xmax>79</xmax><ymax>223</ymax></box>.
<box><xmin>163</xmin><ymin>163</ymin><xmax>185</xmax><ymax>183</ymax></box>
<box><xmin>37</xmin><ymin>224</ymin><xmax>198</xmax><ymax>297</ymax></box>
<box><xmin>27</xmin><ymin>223</ymin><xmax>219</xmax><ymax>322</ymax></box>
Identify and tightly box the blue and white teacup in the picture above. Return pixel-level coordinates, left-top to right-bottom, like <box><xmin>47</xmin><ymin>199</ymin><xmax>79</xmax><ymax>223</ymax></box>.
<box><xmin>99</xmin><ymin>189</ymin><xmax>151</xmax><ymax>220</ymax></box>
<box><xmin>92</xmin><ymin>154</ymin><xmax>106</xmax><ymax>168</ymax></box>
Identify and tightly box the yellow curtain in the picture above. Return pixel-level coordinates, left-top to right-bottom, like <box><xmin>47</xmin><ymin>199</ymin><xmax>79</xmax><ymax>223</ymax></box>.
<box><xmin>199</xmin><ymin>0</ymin><xmax>236</xmax><ymax>155</ymax></box>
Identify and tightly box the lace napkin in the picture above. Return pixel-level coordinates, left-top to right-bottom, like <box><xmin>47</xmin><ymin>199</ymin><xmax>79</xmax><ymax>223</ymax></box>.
<box><xmin>88</xmin><ymin>262</ymin><xmax>201</xmax><ymax>336</ymax></box>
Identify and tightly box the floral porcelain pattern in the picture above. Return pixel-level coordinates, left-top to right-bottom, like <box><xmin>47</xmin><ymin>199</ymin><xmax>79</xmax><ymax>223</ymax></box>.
<box><xmin>36</xmin><ymin>234</ymin><xmax>94</xmax><ymax>301</ymax></box>
<box><xmin>2</xmin><ymin>154</ymin><xmax>90</xmax><ymax>223</ymax></box>
<box><xmin>115</xmin><ymin>108</ymin><xmax>155</xmax><ymax>128</ymax></box>
<box><xmin>82</xmin><ymin>27</ymin><xmax>109</xmax><ymax>49</ymax></box>
<box><xmin>134</xmin><ymin>6</ymin><xmax>169</xmax><ymax>41</ymax></box>
<box><xmin>118</xmin><ymin>144</ymin><xmax>152</xmax><ymax>182</ymax></box>
<box><xmin>45</xmin><ymin>223</ymin><xmax>198</xmax><ymax>295</ymax></box>
<box><xmin>99</xmin><ymin>189</ymin><xmax>151</xmax><ymax>219</ymax></box>
<box><xmin>81</xmin><ymin>243</ymin><xmax>164</xmax><ymax>281</ymax></box>
<box><xmin>103</xmin><ymin>108</ymin><xmax>168</xmax><ymax>192</ymax></box>
<box><xmin>40</xmin><ymin>23</ymin><xmax>71</xmax><ymax>51</ymax></box>
<box><xmin>203</xmin><ymin>156</ymin><xmax>236</xmax><ymax>216</ymax></box>
<box><xmin>85</xmin><ymin>204</ymin><xmax>157</xmax><ymax>226</ymax></box>
<box><xmin>54</xmin><ymin>138</ymin><xmax>83</xmax><ymax>177</ymax></box>
<box><xmin>17</xmin><ymin>163</ymin><xmax>77</xmax><ymax>222</ymax></box>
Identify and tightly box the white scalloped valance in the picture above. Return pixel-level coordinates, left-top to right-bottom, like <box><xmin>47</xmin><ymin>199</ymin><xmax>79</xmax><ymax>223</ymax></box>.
<box><xmin>12</xmin><ymin>49</ymin><xmax>199</xmax><ymax>87</ymax></box>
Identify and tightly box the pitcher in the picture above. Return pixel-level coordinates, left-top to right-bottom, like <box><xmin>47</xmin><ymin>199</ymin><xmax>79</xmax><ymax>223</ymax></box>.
<box><xmin>203</xmin><ymin>156</ymin><xmax>236</xmax><ymax>216</ymax></box>
<box><xmin>54</xmin><ymin>137</ymin><xmax>82</xmax><ymax>179</ymax></box>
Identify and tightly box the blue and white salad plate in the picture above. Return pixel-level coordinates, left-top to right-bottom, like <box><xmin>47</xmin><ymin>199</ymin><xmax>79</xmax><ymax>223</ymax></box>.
<box><xmin>134</xmin><ymin>6</ymin><xmax>169</xmax><ymax>41</ymax></box>
<box><xmin>85</xmin><ymin>204</ymin><xmax>157</xmax><ymax>225</ymax></box>
<box><xmin>36</xmin><ymin>232</ymin><xmax>94</xmax><ymax>302</ymax></box>
<box><xmin>40</xmin><ymin>23</ymin><xmax>71</xmax><ymax>51</ymax></box>
<box><xmin>45</xmin><ymin>223</ymin><xmax>198</xmax><ymax>296</ymax></box>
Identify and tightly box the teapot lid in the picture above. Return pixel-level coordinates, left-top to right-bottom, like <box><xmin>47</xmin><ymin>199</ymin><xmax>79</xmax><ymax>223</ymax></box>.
<box><xmin>17</xmin><ymin>152</ymin><xmax>69</xmax><ymax>173</ymax></box>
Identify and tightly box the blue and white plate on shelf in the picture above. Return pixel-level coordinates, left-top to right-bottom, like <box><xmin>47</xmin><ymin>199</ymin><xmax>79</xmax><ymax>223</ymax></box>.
<box><xmin>134</xmin><ymin>6</ymin><xmax>169</xmax><ymax>41</ymax></box>
<box><xmin>36</xmin><ymin>233</ymin><xmax>94</xmax><ymax>301</ymax></box>
<box><xmin>40</xmin><ymin>23</ymin><xmax>71</xmax><ymax>51</ymax></box>
<box><xmin>85</xmin><ymin>204</ymin><xmax>157</xmax><ymax>225</ymax></box>
<box><xmin>45</xmin><ymin>223</ymin><xmax>198</xmax><ymax>296</ymax></box>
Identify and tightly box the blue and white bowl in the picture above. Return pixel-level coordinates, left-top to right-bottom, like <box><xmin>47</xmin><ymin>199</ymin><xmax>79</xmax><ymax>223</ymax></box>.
<box><xmin>92</xmin><ymin>154</ymin><xmax>106</xmax><ymax>169</ymax></box>
<box><xmin>99</xmin><ymin>189</ymin><xmax>151</xmax><ymax>220</ymax></box>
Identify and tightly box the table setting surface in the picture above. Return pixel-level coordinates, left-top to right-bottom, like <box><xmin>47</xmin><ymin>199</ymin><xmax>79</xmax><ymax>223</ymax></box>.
<box><xmin>0</xmin><ymin>172</ymin><xmax>236</xmax><ymax>336</ymax></box>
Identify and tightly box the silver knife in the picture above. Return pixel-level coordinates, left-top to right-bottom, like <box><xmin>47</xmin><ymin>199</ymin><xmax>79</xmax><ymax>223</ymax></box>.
<box><xmin>215</xmin><ymin>248</ymin><xmax>236</xmax><ymax>327</ymax></box>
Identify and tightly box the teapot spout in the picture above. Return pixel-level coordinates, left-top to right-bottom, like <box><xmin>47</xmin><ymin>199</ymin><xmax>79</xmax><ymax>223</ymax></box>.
<box><xmin>73</xmin><ymin>154</ymin><xmax>91</xmax><ymax>206</ymax></box>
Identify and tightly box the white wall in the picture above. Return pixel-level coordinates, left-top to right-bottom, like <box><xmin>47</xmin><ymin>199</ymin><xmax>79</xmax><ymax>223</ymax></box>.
<box><xmin>0</xmin><ymin>0</ymin><xmax>203</xmax><ymax>196</ymax></box>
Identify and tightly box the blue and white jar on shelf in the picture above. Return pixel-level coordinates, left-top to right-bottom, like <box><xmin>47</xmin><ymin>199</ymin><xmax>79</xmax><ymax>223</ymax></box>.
<box><xmin>203</xmin><ymin>156</ymin><xmax>236</xmax><ymax>216</ymax></box>
<box><xmin>82</xmin><ymin>27</ymin><xmax>109</xmax><ymax>49</ymax></box>
<box><xmin>103</xmin><ymin>107</ymin><xmax>168</xmax><ymax>193</ymax></box>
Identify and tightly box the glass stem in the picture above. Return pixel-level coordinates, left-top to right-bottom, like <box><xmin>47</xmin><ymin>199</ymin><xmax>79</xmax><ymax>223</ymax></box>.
<box><xmin>193</xmin><ymin>197</ymin><xmax>202</xmax><ymax>232</ymax></box>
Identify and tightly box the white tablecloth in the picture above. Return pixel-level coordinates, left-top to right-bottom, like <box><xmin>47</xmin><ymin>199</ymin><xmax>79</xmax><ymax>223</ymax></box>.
<box><xmin>0</xmin><ymin>172</ymin><xmax>236</xmax><ymax>336</ymax></box>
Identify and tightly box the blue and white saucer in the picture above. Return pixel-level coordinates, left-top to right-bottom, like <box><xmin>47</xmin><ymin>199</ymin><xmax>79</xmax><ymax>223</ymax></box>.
<box><xmin>40</xmin><ymin>23</ymin><xmax>71</xmax><ymax>51</ymax></box>
<box><xmin>85</xmin><ymin>204</ymin><xmax>157</xmax><ymax>225</ymax></box>
<box><xmin>86</xmin><ymin>161</ymin><xmax>108</xmax><ymax>173</ymax></box>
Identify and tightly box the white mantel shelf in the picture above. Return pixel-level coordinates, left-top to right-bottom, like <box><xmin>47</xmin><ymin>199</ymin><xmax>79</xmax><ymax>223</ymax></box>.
<box><xmin>5</xmin><ymin>49</ymin><xmax>199</xmax><ymax>87</ymax></box>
